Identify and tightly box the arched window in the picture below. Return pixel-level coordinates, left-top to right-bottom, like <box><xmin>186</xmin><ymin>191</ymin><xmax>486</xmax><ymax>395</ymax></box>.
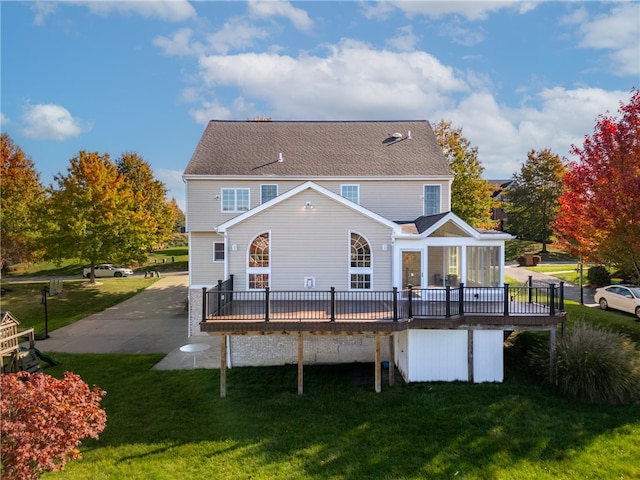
<box><xmin>248</xmin><ymin>232</ymin><xmax>270</xmax><ymax>289</ymax></box>
<box><xmin>350</xmin><ymin>233</ymin><xmax>371</xmax><ymax>289</ymax></box>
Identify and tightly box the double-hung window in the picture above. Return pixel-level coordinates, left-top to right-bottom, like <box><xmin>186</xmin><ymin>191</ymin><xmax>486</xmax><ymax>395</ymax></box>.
<box><xmin>213</xmin><ymin>242</ymin><xmax>224</xmax><ymax>262</ymax></box>
<box><xmin>221</xmin><ymin>188</ymin><xmax>249</xmax><ymax>212</ymax></box>
<box><xmin>423</xmin><ymin>185</ymin><xmax>441</xmax><ymax>215</ymax></box>
<box><xmin>341</xmin><ymin>184</ymin><xmax>359</xmax><ymax>204</ymax></box>
<box><xmin>261</xmin><ymin>184</ymin><xmax>278</xmax><ymax>203</ymax></box>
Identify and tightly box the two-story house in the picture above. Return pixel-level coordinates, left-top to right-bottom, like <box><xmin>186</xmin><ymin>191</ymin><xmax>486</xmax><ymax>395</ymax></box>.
<box><xmin>183</xmin><ymin>120</ymin><xmax>563</xmax><ymax>390</ymax></box>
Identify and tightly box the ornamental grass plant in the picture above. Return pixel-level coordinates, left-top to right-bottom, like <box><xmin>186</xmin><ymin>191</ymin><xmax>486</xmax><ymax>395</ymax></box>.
<box><xmin>530</xmin><ymin>321</ymin><xmax>640</xmax><ymax>405</ymax></box>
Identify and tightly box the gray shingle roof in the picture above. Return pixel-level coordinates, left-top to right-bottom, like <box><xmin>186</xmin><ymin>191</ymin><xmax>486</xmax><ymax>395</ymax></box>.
<box><xmin>184</xmin><ymin>120</ymin><xmax>451</xmax><ymax>177</ymax></box>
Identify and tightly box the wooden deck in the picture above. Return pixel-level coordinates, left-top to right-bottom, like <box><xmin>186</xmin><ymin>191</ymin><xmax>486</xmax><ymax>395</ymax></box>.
<box><xmin>200</xmin><ymin>299</ymin><xmax>566</xmax><ymax>334</ymax></box>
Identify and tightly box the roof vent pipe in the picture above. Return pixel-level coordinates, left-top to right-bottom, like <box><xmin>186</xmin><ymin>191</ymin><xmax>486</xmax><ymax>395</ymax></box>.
<box><xmin>407</xmin><ymin>130</ymin><xmax>412</xmax><ymax>139</ymax></box>
<box><xmin>278</xmin><ymin>152</ymin><xmax>283</xmax><ymax>162</ymax></box>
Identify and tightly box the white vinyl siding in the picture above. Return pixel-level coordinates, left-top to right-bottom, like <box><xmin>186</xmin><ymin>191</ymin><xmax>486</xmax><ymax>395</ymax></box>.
<box><xmin>224</xmin><ymin>189</ymin><xmax>393</xmax><ymax>291</ymax></box>
<box><xmin>185</xmin><ymin>179</ymin><xmax>451</xmax><ymax>231</ymax></box>
<box><xmin>190</xmin><ymin>233</ymin><xmax>225</xmax><ymax>285</ymax></box>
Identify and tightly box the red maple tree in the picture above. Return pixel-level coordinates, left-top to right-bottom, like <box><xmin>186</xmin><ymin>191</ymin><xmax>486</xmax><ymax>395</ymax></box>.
<box><xmin>554</xmin><ymin>89</ymin><xmax>640</xmax><ymax>283</ymax></box>
<box><xmin>1</xmin><ymin>371</ymin><xmax>107</xmax><ymax>480</ymax></box>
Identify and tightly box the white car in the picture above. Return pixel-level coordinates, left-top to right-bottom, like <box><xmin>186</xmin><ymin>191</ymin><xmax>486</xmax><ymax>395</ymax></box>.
<box><xmin>83</xmin><ymin>264</ymin><xmax>134</xmax><ymax>278</ymax></box>
<box><xmin>594</xmin><ymin>284</ymin><xmax>640</xmax><ymax>319</ymax></box>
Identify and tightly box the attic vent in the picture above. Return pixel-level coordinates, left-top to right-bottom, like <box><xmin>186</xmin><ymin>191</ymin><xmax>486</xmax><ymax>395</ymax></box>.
<box><xmin>392</xmin><ymin>132</ymin><xmax>403</xmax><ymax>138</ymax></box>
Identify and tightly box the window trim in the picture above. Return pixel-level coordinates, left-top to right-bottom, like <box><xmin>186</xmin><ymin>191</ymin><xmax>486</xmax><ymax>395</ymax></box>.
<box><xmin>341</xmin><ymin>184</ymin><xmax>360</xmax><ymax>204</ymax></box>
<box><xmin>348</xmin><ymin>231</ymin><xmax>372</xmax><ymax>290</ymax></box>
<box><xmin>423</xmin><ymin>184</ymin><xmax>441</xmax><ymax>216</ymax></box>
<box><xmin>260</xmin><ymin>184</ymin><xmax>278</xmax><ymax>204</ymax></box>
<box><xmin>221</xmin><ymin>188</ymin><xmax>250</xmax><ymax>212</ymax></box>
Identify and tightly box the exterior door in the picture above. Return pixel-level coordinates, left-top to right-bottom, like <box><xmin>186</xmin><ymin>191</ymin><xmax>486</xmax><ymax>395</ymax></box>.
<box><xmin>402</xmin><ymin>251</ymin><xmax>422</xmax><ymax>289</ymax></box>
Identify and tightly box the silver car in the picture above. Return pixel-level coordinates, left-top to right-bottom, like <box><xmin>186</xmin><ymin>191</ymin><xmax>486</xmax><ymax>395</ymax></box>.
<box><xmin>83</xmin><ymin>264</ymin><xmax>134</xmax><ymax>278</ymax></box>
<box><xmin>594</xmin><ymin>284</ymin><xmax>640</xmax><ymax>319</ymax></box>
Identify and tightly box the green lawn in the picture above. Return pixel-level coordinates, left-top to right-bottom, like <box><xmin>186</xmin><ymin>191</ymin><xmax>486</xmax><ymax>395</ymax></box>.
<box><xmin>3</xmin><ymin>252</ymin><xmax>639</xmax><ymax>479</ymax></box>
<box><xmin>36</xmin><ymin>354</ymin><xmax>639</xmax><ymax>480</ymax></box>
<box><xmin>2</xmin><ymin>246</ymin><xmax>188</xmax><ymax>278</ymax></box>
<box><xmin>0</xmin><ymin>277</ymin><xmax>159</xmax><ymax>333</ymax></box>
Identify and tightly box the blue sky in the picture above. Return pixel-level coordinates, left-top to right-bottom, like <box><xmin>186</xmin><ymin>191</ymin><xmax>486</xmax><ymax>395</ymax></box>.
<box><xmin>2</xmin><ymin>1</ymin><xmax>638</xmax><ymax>210</ymax></box>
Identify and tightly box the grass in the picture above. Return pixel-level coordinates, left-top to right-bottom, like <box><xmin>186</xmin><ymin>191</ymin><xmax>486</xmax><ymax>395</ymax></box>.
<box><xmin>34</xmin><ymin>354</ymin><xmax>640</xmax><ymax>480</ymax></box>
<box><xmin>0</xmin><ymin>277</ymin><xmax>158</xmax><ymax>333</ymax></box>
<box><xmin>2</xmin><ymin>246</ymin><xmax>188</xmax><ymax>278</ymax></box>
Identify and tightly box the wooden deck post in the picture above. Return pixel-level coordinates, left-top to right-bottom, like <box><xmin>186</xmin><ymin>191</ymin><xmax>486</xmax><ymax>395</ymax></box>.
<box><xmin>374</xmin><ymin>334</ymin><xmax>381</xmax><ymax>393</ymax></box>
<box><xmin>220</xmin><ymin>335</ymin><xmax>227</xmax><ymax>398</ymax></box>
<box><xmin>549</xmin><ymin>326</ymin><xmax>557</xmax><ymax>384</ymax></box>
<box><xmin>298</xmin><ymin>333</ymin><xmax>304</xmax><ymax>395</ymax></box>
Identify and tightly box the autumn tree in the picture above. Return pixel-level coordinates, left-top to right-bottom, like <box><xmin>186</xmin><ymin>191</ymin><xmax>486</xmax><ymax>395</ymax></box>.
<box><xmin>167</xmin><ymin>197</ymin><xmax>186</xmax><ymax>232</ymax></box>
<box><xmin>433</xmin><ymin>121</ymin><xmax>497</xmax><ymax>229</ymax></box>
<box><xmin>504</xmin><ymin>149</ymin><xmax>566</xmax><ymax>253</ymax></box>
<box><xmin>42</xmin><ymin>151</ymin><xmax>158</xmax><ymax>281</ymax></box>
<box><xmin>116</xmin><ymin>152</ymin><xmax>176</xmax><ymax>244</ymax></box>
<box><xmin>0</xmin><ymin>133</ymin><xmax>45</xmax><ymax>269</ymax></box>
<box><xmin>554</xmin><ymin>90</ymin><xmax>640</xmax><ymax>283</ymax></box>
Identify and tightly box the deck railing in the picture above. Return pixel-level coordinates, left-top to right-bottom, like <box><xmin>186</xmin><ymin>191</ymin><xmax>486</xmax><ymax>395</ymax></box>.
<box><xmin>202</xmin><ymin>282</ymin><xmax>565</xmax><ymax>322</ymax></box>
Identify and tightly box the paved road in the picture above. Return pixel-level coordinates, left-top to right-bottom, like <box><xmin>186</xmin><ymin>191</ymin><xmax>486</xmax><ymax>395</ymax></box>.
<box><xmin>505</xmin><ymin>263</ymin><xmax>596</xmax><ymax>306</ymax></box>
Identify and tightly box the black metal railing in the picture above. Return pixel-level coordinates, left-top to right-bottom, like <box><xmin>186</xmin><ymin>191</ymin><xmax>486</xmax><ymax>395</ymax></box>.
<box><xmin>202</xmin><ymin>281</ymin><xmax>565</xmax><ymax>322</ymax></box>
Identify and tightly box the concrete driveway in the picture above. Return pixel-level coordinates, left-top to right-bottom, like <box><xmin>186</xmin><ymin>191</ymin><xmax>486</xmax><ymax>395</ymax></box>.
<box><xmin>34</xmin><ymin>272</ymin><xmax>221</xmax><ymax>370</ymax></box>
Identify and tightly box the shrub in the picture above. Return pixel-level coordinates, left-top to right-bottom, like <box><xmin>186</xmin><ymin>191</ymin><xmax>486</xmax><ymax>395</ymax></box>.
<box><xmin>0</xmin><ymin>371</ymin><xmax>107</xmax><ymax>480</ymax></box>
<box><xmin>587</xmin><ymin>265</ymin><xmax>610</xmax><ymax>287</ymax></box>
<box><xmin>529</xmin><ymin>321</ymin><xmax>640</xmax><ymax>405</ymax></box>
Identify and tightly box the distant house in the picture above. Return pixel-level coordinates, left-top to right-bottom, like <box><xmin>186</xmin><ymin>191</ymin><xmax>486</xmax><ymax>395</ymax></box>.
<box><xmin>183</xmin><ymin>121</ymin><xmax>564</xmax><ymax>389</ymax></box>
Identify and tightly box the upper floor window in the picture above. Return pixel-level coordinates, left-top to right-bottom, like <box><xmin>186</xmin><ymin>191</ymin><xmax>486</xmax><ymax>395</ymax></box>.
<box><xmin>222</xmin><ymin>188</ymin><xmax>249</xmax><ymax>212</ymax></box>
<box><xmin>423</xmin><ymin>185</ymin><xmax>441</xmax><ymax>216</ymax></box>
<box><xmin>350</xmin><ymin>232</ymin><xmax>371</xmax><ymax>289</ymax></box>
<box><xmin>261</xmin><ymin>184</ymin><xmax>278</xmax><ymax>203</ymax></box>
<box><xmin>341</xmin><ymin>184</ymin><xmax>359</xmax><ymax>204</ymax></box>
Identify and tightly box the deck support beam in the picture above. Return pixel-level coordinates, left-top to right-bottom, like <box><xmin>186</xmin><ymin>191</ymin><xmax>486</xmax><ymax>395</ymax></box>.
<box><xmin>220</xmin><ymin>335</ymin><xmax>227</xmax><ymax>398</ymax></box>
<box><xmin>298</xmin><ymin>333</ymin><xmax>304</xmax><ymax>395</ymax></box>
<box><xmin>549</xmin><ymin>326</ymin><xmax>557</xmax><ymax>384</ymax></box>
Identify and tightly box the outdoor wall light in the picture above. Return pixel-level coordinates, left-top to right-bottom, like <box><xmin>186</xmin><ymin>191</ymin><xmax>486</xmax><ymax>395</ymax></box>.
<box><xmin>305</xmin><ymin>201</ymin><xmax>313</xmax><ymax>209</ymax></box>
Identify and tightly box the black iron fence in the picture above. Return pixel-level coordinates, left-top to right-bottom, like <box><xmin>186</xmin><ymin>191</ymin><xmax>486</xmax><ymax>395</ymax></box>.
<box><xmin>202</xmin><ymin>281</ymin><xmax>565</xmax><ymax>322</ymax></box>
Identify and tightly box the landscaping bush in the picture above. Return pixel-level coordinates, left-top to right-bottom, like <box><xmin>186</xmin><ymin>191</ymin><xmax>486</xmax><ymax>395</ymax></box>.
<box><xmin>529</xmin><ymin>321</ymin><xmax>640</xmax><ymax>405</ymax></box>
<box><xmin>0</xmin><ymin>371</ymin><xmax>107</xmax><ymax>480</ymax></box>
<box><xmin>587</xmin><ymin>265</ymin><xmax>611</xmax><ymax>287</ymax></box>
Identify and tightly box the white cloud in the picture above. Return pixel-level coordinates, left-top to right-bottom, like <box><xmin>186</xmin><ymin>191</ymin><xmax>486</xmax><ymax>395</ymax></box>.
<box><xmin>0</xmin><ymin>113</ymin><xmax>10</xmax><ymax>126</ymax></box>
<box><xmin>205</xmin><ymin>18</ymin><xmax>270</xmax><ymax>55</ymax></box>
<box><xmin>248</xmin><ymin>1</ymin><xmax>313</xmax><ymax>31</ymax></box>
<box><xmin>82</xmin><ymin>0</ymin><xmax>196</xmax><ymax>22</ymax></box>
<box><xmin>437</xmin><ymin>87</ymin><xmax>630</xmax><ymax>178</ymax></box>
<box><xmin>386</xmin><ymin>25</ymin><xmax>419</xmax><ymax>52</ymax></box>
<box><xmin>154</xmin><ymin>28</ymin><xmax>204</xmax><ymax>56</ymax></box>
<box><xmin>574</xmin><ymin>3</ymin><xmax>640</xmax><ymax>76</ymax></box>
<box><xmin>195</xmin><ymin>39</ymin><xmax>468</xmax><ymax>120</ymax></box>
<box><xmin>21</xmin><ymin>104</ymin><xmax>89</xmax><ymax>141</ymax></box>
<box><xmin>393</xmin><ymin>1</ymin><xmax>538</xmax><ymax>21</ymax></box>
<box><xmin>31</xmin><ymin>2</ymin><xmax>58</xmax><ymax>26</ymax></box>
